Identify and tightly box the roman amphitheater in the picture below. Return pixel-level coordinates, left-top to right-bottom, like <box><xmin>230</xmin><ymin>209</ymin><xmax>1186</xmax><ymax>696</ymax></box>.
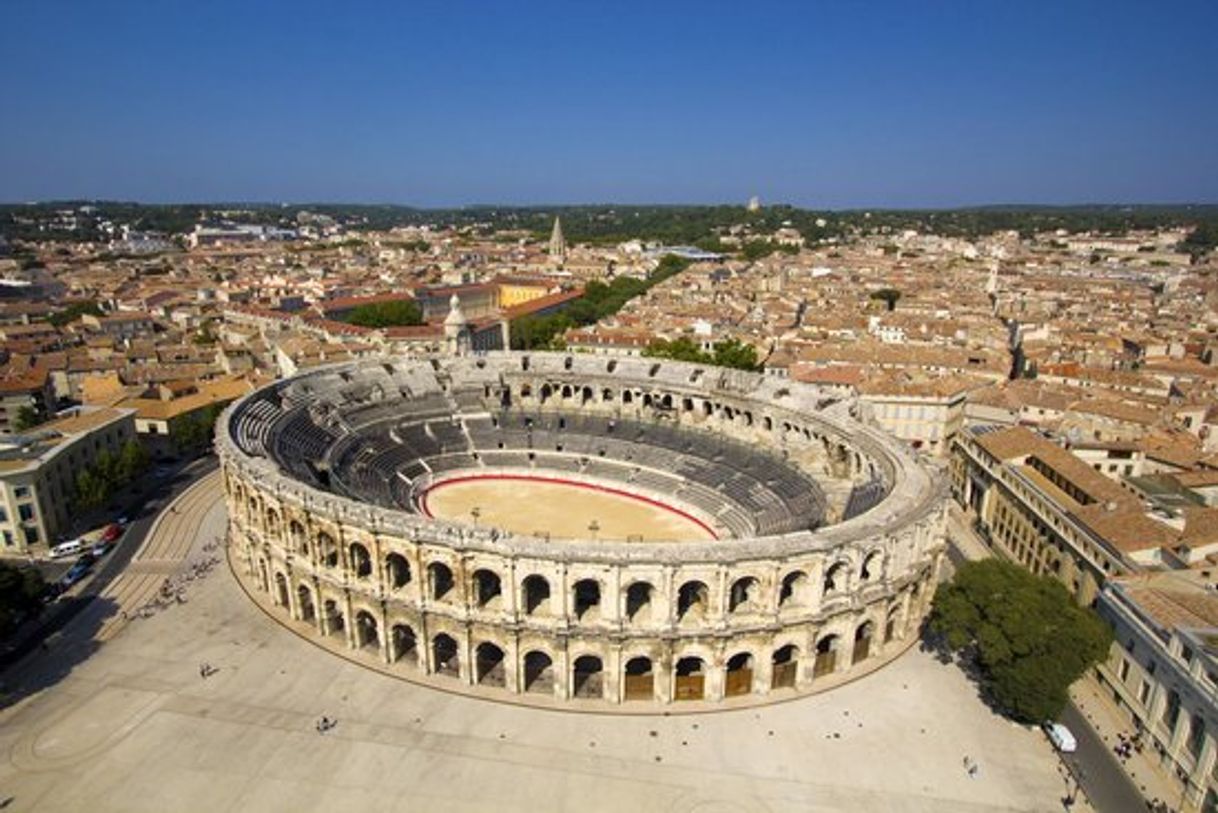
<box><xmin>219</xmin><ymin>352</ymin><xmax>947</xmax><ymax>708</ymax></box>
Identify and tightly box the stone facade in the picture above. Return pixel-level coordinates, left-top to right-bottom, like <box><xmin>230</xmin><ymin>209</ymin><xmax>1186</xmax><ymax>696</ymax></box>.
<box><xmin>218</xmin><ymin>352</ymin><xmax>948</xmax><ymax>707</ymax></box>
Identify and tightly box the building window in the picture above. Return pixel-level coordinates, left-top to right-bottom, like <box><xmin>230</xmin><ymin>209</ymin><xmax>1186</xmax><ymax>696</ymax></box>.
<box><xmin>13</xmin><ymin>486</ymin><xmax>29</xmax><ymax>498</ymax></box>
<box><xmin>22</xmin><ymin>526</ymin><xmax>38</xmax><ymax>545</ymax></box>
<box><xmin>1119</xmin><ymin>658</ymin><xmax>1131</xmax><ymax>682</ymax></box>
<box><xmin>18</xmin><ymin>504</ymin><xmax>34</xmax><ymax>522</ymax></box>
<box><xmin>1139</xmin><ymin>680</ymin><xmax>1151</xmax><ymax>705</ymax></box>
<box><xmin>1164</xmin><ymin>689</ymin><xmax>1182</xmax><ymax>733</ymax></box>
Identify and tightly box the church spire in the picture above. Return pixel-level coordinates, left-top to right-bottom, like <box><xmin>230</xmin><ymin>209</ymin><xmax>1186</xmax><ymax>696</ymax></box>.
<box><xmin>549</xmin><ymin>216</ymin><xmax>566</xmax><ymax>264</ymax></box>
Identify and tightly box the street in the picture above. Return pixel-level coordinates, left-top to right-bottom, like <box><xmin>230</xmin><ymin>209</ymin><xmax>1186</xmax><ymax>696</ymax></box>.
<box><xmin>1060</xmin><ymin>701</ymin><xmax>1152</xmax><ymax>813</ymax></box>
<box><xmin>0</xmin><ymin>456</ymin><xmax>218</xmax><ymax>669</ymax></box>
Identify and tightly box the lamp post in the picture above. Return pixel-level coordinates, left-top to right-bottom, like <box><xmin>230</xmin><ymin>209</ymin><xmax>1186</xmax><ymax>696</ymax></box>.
<box><xmin>470</xmin><ymin>506</ymin><xmax>481</xmax><ymax>528</ymax></box>
<box><xmin>588</xmin><ymin>519</ymin><xmax>600</xmax><ymax>541</ymax></box>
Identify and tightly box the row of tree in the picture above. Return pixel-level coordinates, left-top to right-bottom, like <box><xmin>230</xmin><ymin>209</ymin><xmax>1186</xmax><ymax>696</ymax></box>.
<box><xmin>75</xmin><ymin>439</ymin><xmax>151</xmax><ymax>511</ymax></box>
<box><xmin>345</xmin><ymin>299</ymin><xmax>424</xmax><ymax>328</ymax></box>
<box><xmin>641</xmin><ymin>337</ymin><xmax>761</xmax><ymax>371</ymax></box>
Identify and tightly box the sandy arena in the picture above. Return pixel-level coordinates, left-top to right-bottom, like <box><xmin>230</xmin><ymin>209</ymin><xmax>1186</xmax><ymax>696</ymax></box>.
<box><xmin>420</xmin><ymin>475</ymin><xmax>717</xmax><ymax>541</ymax></box>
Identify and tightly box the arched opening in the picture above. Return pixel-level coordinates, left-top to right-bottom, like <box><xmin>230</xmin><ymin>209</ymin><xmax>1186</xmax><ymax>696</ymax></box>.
<box><xmin>523</xmin><ymin>651</ymin><xmax>554</xmax><ymax>693</ymax></box>
<box><xmin>728</xmin><ymin>577</ymin><xmax>759</xmax><ymax>614</ymax></box>
<box><xmin>474</xmin><ymin>642</ymin><xmax>506</xmax><ymax>686</ymax></box>
<box><xmin>323</xmin><ymin>599</ymin><xmax>345</xmax><ymax>640</ymax></box>
<box><xmin>391</xmin><ymin>624</ymin><xmax>417</xmax><ymax>664</ymax></box>
<box><xmin>572</xmin><ymin>655</ymin><xmax>604</xmax><ymax>699</ymax></box>
<box><xmin>581</xmin><ymin>386</ymin><xmax>593</xmax><ymax>405</ymax></box>
<box><xmin>349</xmin><ymin>542</ymin><xmax>372</xmax><ymax>578</ymax></box>
<box><xmin>823</xmin><ymin>562</ymin><xmax>847</xmax><ymax>596</ymax></box>
<box><xmin>779</xmin><ymin>571</ymin><xmax>809</xmax><ymax>607</ymax></box>
<box><xmin>573</xmin><ymin>579</ymin><xmax>601</xmax><ymax>621</ymax></box>
<box><xmin>860</xmin><ymin>551</ymin><xmax>882</xmax><ymax>582</ymax></box>
<box><xmin>601</xmin><ymin>387</ymin><xmax>614</xmax><ymax>402</ymax></box>
<box><xmin>676</xmin><ymin>580</ymin><xmax>709</xmax><ymax>622</ymax></box>
<box><xmin>473</xmin><ymin>569</ymin><xmax>502</xmax><ymax>609</ymax></box>
<box><xmin>258</xmin><ymin>559</ymin><xmax>269</xmax><ymax>592</ymax></box>
<box><xmin>674</xmin><ymin>657</ymin><xmax>706</xmax><ymax>701</ymax></box>
<box><xmin>853</xmin><ymin>621</ymin><xmax>874</xmax><ymax>664</ymax></box>
<box><xmin>266</xmin><ymin>508</ymin><xmax>279</xmax><ymax>533</ymax></box>
<box><xmin>725</xmin><ymin>652</ymin><xmax>755</xmax><ymax>697</ymax></box>
<box><xmin>520</xmin><ymin>383</ymin><xmax>532</xmax><ymax>399</ymax></box>
<box><xmin>560</xmin><ymin>384</ymin><xmax>573</xmax><ymax>400</ymax></box>
<box><xmin>772</xmin><ymin>644</ymin><xmax>799</xmax><ymax>689</ymax></box>
<box><xmin>317</xmin><ymin>532</ymin><xmax>338</xmax><ymax>567</ymax></box>
<box><xmin>428</xmin><ymin>562</ymin><xmax>454</xmax><ymax>601</ymax></box>
<box><xmin>386</xmin><ymin>553</ymin><xmax>411</xmax><ymax>589</ymax></box>
<box><xmin>274</xmin><ymin>572</ymin><xmax>289</xmax><ymax>607</ymax></box>
<box><xmin>289</xmin><ymin>520</ymin><xmax>307</xmax><ymax>554</ymax></box>
<box><xmin>355</xmin><ymin>610</ymin><xmax>379</xmax><ymax>651</ymax></box>
<box><xmin>625</xmin><ymin>582</ymin><xmax>653</xmax><ymax>623</ymax></box>
<box><xmin>296</xmin><ymin>584</ymin><xmax>315</xmax><ymax>622</ymax></box>
<box><xmin>522</xmin><ymin>575</ymin><xmax>551</xmax><ymax>615</ymax></box>
<box><xmin>814</xmin><ymin>635</ymin><xmax>839</xmax><ymax>678</ymax></box>
<box><xmin>623</xmin><ymin>656</ymin><xmax>654</xmax><ymax>701</ymax></box>
<box><xmin>539</xmin><ymin>384</ymin><xmax>552</xmax><ymax>404</ymax></box>
<box><xmin>623</xmin><ymin>390</ymin><xmax>634</xmax><ymax>405</ymax></box>
<box><xmin>432</xmin><ymin>633</ymin><xmax>459</xmax><ymax>677</ymax></box>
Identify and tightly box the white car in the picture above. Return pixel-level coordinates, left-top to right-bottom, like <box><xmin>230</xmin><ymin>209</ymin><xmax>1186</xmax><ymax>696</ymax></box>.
<box><xmin>1044</xmin><ymin>721</ymin><xmax>1077</xmax><ymax>753</ymax></box>
<box><xmin>50</xmin><ymin>539</ymin><xmax>84</xmax><ymax>559</ymax></box>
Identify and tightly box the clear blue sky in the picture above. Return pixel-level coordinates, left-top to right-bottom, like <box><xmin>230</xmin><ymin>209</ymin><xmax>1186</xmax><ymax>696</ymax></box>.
<box><xmin>2</xmin><ymin>0</ymin><xmax>1216</xmax><ymax>207</ymax></box>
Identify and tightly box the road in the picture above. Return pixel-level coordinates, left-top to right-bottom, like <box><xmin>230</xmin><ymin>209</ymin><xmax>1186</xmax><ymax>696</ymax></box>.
<box><xmin>1060</xmin><ymin>701</ymin><xmax>1150</xmax><ymax>812</ymax></box>
<box><xmin>0</xmin><ymin>456</ymin><xmax>218</xmax><ymax>669</ymax></box>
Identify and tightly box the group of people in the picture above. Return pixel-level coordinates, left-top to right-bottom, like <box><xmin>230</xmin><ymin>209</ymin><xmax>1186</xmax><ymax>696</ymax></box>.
<box><xmin>316</xmin><ymin>716</ymin><xmax>338</xmax><ymax>734</ymax></box>
<box><xmin>962</xmin><ymin>755</ymin><xmax>981</xmax><ymax>779</ymax></box>
<box><xmin>1114</xmin><ymin>731</ymin><xmax>1142</xmax><ymax>761</ymax></box>
<box><xmin>198</xmin><ymin>662</ymin><xmax>217</xmax><ymax>679</ymax></box>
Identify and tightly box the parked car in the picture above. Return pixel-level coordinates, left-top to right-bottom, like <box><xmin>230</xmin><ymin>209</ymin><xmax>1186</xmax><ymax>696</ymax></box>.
<box><xmin>49</xmin><ymin>539</ymin><xmax>84</xmax><ymax>560</ymax></box>
<box><xmin>101</xmin><ymin>523</ymin><xmax>123</xmax><ymax>543</ymax></box>
<box><xmin>1044</xmin><ymin>721</ymin><xmax>1077</xmax><ymax>753</ymax></box>
<box><xmin>59</xmin><ymin>560</ymin><xmax>91</xmax><ymax>588</ymax></box>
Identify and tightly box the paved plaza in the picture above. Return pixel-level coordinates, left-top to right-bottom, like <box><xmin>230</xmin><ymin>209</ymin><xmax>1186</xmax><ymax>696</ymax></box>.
<box><xmin>0</xmin><ymin>480</ymin><xmax>1077</xmax><ymax>812</ymax></box>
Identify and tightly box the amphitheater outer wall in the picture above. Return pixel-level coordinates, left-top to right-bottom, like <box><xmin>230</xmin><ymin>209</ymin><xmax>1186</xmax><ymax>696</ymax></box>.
<box><xmin>219</xmin><ymin>352</ymin><xmax>948</xmax><ymax>707</ymax></box>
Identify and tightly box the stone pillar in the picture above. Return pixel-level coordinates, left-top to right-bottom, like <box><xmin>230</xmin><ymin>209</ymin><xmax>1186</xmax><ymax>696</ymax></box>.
<box><xmin>342</xmin><ymin>591</ymin><xmax>356</xmax><ymax>649</ymax></box>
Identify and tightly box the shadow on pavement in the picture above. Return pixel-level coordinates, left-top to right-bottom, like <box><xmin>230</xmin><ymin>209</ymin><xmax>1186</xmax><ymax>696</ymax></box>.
<box><xmin>0</xmin><ymin>595</ymin><xmax>119</xmax><ymax>712</ymax></box>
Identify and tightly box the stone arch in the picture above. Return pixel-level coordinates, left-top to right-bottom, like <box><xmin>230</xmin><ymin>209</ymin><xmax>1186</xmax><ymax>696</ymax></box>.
<box><xmin>728</xmin><ymin>576</ymin><xmax>760</xmax><ymax>614</ymax></box>
<box><xmin>265</xmin><ymin>507</ymin><xmax>280</xmax><ymax>533</ymax></box>
<box><xmin>296</xmin><ymin>583</ymin><xmax>315</xmax><ymax>622</ymax></box>
<box><xmin>779</xmin><ymin>570</ymin><xmax>810</xmax><ymax>607</ymax></box>
<box><xmin>428</xmin><ymin>562</ymin><xmax>455</xmax><ymax>601</ymax></box>
<box><xmin>472</xmin><ymin>568</ymin><xmax>502</xmax><ymax>609</ymax></box>
<box><xmin>624</xmin><ymin>581</ymin><xmax>654</xmax><ymax>623</ymax></box>
<box><xmin>539</xmin><ymin>384</ymin><xmax>552</xmax><ymax>404</ymax></box>
<box><xmin>572</xmin><ymin>655</ymin><xmax>604</xmax><ymax>699</ymax></box>
<box><xmin>474</xmin><ymin>641</ymin><xmax>506</xmax><ymax>686</ymax></box>
<box><xmin>289</xmin><ymin>519</ymin><xmax>307</xmax><ymax>554</ymax></box>
<box><xmin>676</xmin><ymin>580</ymin><xmax>709</xmax><ymax>622</ymax></box>
<box><xmin>885</xmin><ymin>605</ymin><xmax>902</xmax><ymax>643</ymax></box>
<box><xmin>852</xmin><ymin>620</ymin><xmax>875</xmax><ymax>664</ymax></box>
<box><xmin>772</xmin><ymin>644</ymin><xmax>799</xmax><ymax>689</ymax></box>
<box><xmin>860</xmin><ymin>550</ymin><xmax>883</xmax><ymax>582</ymax></box>
<box><xmin>572</xmin><ymin>578</ymin><xmax>601</xmax><ymax>621</ymax></box>
<box><xmin>273</xmin><ymin>571</ymin><xmax>289</xmax><ymax>607</ymax></box>
<box><xmin>523</xmin><ymin>650</ymin><xmax>554</xmax><ymax>693</ymax></box>
<box><xmin>522</xmin><ymin>574</ymin><xmax>551</xmax><ymax>615</ymax></box>
<box><xmin>349</xmin><ymin>542</ymin><xmax>372</xmax><ymax>578</ymax></box>
<box><xmin>725</xmin><ymin>651</ymin><xmax>755</xmax><ymax>697</ymax></box>
<box><xmin>674</xmin><ymin>656</ymin><xmax>706</xmax><ymax>701</ymax></box>
<box><xmin>823</xmin><ymin>561</ymin><xmax>849</xmax><ymax>595</ymax></box>
<box><xmin>432</xmin><ymin>633</ymin><xmax>459</xmax><ymax>677</ymax></box>
<box><xmin>391</xmin><ymin>623</ymin><xmax>417</xmax><ymax>664</ymax></box>
<box><xmin>354</xmin><ymin>609</ymin><xmax>379</xmax><ymax>651</ymax></box>
<box><xmin>623</xmin><ymin>655</ymin><xmax>654</xmax><ymax>701</ymax></box>
<box><xmin>386</xmin><ymin>553</ymin><xmax>411</xmax><ymax>589</ymax></box>
<box><xmin>814</xmin><ymin>634</ymin><xmax>840</xmax><ymax>677</ymax></box>
<box><xmin>322</xmin><ymin>597</ymin><xmax>345</xmax><ymax>640</ymax></box>
<box><xmin>317</xmin><ymin>532</ymin><xmax>338</xmax><ymax>567</ymax></box>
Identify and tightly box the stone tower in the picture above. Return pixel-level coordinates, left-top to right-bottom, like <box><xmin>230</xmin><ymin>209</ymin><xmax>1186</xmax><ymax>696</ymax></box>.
<box><xmin>549</xmin><ymin>216</ymin><xmax>566</xmax><ymax>264</ymax></box>
<box><xmin>444</xmin><ymin>293</ymin><xmax>471</xmax><ymax>356</ymax></box>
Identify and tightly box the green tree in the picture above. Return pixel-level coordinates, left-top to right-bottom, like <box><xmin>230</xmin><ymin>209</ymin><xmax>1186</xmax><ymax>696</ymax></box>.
<box><xmin>869</xmin><ymin>288</ymin><xmax>902</xmax><ymax>312</ymax></box>
<box><xmin>741</xmin><ymin>240</ymin><xmax>777</xmax><ymax>261</ymax></box>
<box><xmin>12</xmin><ymin>405</ymin><xmax>42</xmax><ymax>432</ymax></box>
<box><xmin>345</xmin><ymin>299</ymin><xmax>423</xmax><ymax>328</ymax></box>
<box><xmin>711</xmin><ymin>338</ymin><xmax>760</xmax><ymax>371</ymax></box>
<box><xmin>0</xmin><ymin>562</ymin><xmax>46</xmax><ymax>638</ymax></box>
<box><xmin>47</xmin><ymin>300</ymin><xmax>103</xmax><ymax>328</ymax></box>
<box><xmin>75</xmin><ymin>468</ymin><xmax>109</xmax><ymax>511</ymax></box>
<box><xmin>928</xmin><ymin>559</ymin><xmax>1112</xmax><ymax>723</ymax></box>
<box><xmin>117</xmin><ymin>439</ymin><xmax>150</xmax><ymax>483</ymax></box>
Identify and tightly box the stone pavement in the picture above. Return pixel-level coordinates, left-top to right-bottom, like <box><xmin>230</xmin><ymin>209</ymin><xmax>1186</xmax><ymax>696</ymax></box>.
<box><xmin>0</xmin><ymin>480</ymin><xmax>1078</xmax><ymax>813</ymax></box>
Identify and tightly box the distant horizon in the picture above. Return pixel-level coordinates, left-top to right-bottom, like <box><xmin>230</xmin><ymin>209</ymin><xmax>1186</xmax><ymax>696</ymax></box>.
<box><xmin>4</xmin><ymin>199</ymin><xmax>1218</xmax><ymax>212</ymax></box>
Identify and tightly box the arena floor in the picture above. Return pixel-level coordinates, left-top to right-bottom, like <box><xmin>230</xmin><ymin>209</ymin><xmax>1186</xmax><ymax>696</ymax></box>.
<box><xmin>420</xmin><ymin>474</ymin><xmax>717</xmax><ymax>542</ymax></box>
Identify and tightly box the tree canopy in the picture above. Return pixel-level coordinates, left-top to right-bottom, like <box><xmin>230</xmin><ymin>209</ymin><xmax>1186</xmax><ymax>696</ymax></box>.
<box><xmin>345</xmin><ymin>299</ymin><xmax>423</xmax><ymax>328</ymax></box>
<box><xmin>928</xmin><ymin>559</ymin><xmax>1112</xmax><ymax>723</ymax></box>
<box><xmin>0</xmin><ymin>562</ymin><xmax>45</xmax><ymax>638</ymax></box>
<box><xmin>642</xmin><ymin>337</ymin><xmax>761</xmax><ymax>371</ymax></box>
<box><xmin>869</xmin><ymin>288</ymin><xmax>902</xmax><ymax>311</ymax></box>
